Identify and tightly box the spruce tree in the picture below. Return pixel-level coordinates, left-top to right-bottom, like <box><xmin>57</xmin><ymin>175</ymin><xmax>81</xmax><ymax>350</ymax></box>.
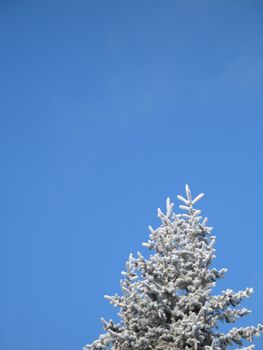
<box><xmin>84</xmin><ymin>185</ymin><xmax>262</xmax><ymax>350</ymax></box>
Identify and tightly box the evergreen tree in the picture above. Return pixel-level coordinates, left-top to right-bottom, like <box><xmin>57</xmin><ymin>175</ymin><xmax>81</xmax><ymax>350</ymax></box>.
<box><xmin>84</xmin><ymin>186</ymin><xmax>262</xmax><ymax>350</ymax></box>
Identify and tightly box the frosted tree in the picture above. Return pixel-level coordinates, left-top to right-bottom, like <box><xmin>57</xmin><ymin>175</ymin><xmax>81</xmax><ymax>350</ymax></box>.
<box><xmin>84</xmin><ymin>185</ymin><xmax>262</xmax><ymax>350</ymax></box>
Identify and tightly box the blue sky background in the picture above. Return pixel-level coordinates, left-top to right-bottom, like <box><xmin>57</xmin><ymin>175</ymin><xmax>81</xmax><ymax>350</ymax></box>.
<box><xmin>0</xmin><ymin>1</ymin><xmax>262</xmax><ymax>349</ymax></box>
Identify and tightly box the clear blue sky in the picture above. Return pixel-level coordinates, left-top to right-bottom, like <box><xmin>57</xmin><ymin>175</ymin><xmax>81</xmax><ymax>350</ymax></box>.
<box><xmin>0</xmin><ymin>1</ymin><xmax>262</xmax><ymax>349</ymax></box>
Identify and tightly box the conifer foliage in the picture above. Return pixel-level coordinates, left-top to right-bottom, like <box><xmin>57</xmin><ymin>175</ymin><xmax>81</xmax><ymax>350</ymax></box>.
<box><xmin>84</xmin><ymin>186</ymin><xmax>262</xmax><ymax>350</ymax></box>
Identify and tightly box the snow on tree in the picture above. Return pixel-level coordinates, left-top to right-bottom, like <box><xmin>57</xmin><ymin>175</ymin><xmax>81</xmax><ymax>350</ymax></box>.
<box><xmin>84</xmin><ymin>185</ymin><xmax>262</xmax><ymax>350</ymax></box>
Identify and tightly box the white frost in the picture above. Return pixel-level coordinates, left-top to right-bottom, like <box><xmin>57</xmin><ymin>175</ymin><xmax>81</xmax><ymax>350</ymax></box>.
<box><xmin>84</xmin><ymin>186</ymin><xmax>263</xmax><ymax>350</ymax></box>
